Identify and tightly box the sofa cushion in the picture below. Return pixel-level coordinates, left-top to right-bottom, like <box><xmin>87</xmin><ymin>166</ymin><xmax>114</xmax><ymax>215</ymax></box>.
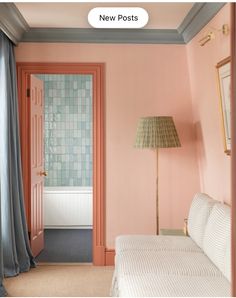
<box><xmin>115</xmin><ymin>235</ymin><xmax>202</xmax><ymax>256</ymax></box>
<box><xmin>116</xmin><ymin>250</ymin><xmax>223</xmax><ymax>277</ymax></box>
<box><xmin>203</xmin><ymin>203</ymin><xmax>231</xmax><ymax>281</ymax></box>
<box><xmin>188</xmin><ymin>193</ymin><xmax>216</xmax><ymax>248</ymax></box>
<box><xmin>115</xmin><ymin>273</ymin><xmax>230</xmax><ymax>297</ymax></box>
<box><xmin>113</xmin><ymin>249</ymin><xmax>230</xmax><ymax>297</ymax></box>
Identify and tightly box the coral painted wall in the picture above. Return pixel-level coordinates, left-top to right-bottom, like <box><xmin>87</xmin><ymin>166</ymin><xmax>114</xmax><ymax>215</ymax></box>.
<box><xmin>15</xmin><ymin>43</ymin><xmax>200</xmax><ymax>248</ymax></box>
<box><xmin>187</xmin><ymin>4</ymin><xmax>231</xmax><ymax>204</ymax></box>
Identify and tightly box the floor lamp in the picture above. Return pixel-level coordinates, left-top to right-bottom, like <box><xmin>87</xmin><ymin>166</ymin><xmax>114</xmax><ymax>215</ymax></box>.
<box><xmin>135</xmin><ymin>116</ymin><xmax>181</xmax><ymax>234</ymax></box>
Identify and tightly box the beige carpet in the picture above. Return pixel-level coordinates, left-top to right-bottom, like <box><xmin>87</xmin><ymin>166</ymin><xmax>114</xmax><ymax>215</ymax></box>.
<box><xmin>4</xmin><ymin>264</ymin><xmax>114</xmax><ymax>297</ymax></box>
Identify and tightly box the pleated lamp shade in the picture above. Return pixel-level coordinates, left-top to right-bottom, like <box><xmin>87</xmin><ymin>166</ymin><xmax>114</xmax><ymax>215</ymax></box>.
<box><xmin>135</xmin><ymin>116</ymin><xmax>181</xmax><ymax>148</ymax></box>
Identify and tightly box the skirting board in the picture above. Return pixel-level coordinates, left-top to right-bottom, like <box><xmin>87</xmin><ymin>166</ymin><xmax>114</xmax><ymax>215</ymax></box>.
<box><xmin>44</xmin><ymin>226</ymin><xmax>92</xmax><ymax>229</ymax></box>
<box><xmin>105</xmin><ymin>249</ymin><xmax>115</xmax><ymax>266</ymax></box>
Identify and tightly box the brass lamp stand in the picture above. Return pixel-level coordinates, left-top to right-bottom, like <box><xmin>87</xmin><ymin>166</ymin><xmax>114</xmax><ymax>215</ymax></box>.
<box><xmin>135</xmin><ymin>116</ymin><xmax>181</xmax><ymax>234</ymax></box>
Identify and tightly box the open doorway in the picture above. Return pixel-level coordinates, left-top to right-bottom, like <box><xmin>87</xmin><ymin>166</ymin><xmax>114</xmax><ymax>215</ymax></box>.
<box><xmin>34</xmin><ymin>73</ymin><xmax>93</xmax><ymax>263</ymax></box>
<box><xmin>17</xmin><ymin>63</ymin><xmax>105</xmax><ymax>265</ymax></box>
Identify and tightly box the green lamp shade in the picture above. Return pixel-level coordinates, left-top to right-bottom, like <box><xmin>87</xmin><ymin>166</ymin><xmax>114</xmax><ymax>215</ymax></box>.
<box><xmin>135</xmin><ymin>116</ymin><xmax>181</xmax><ymax>148</ymax></box>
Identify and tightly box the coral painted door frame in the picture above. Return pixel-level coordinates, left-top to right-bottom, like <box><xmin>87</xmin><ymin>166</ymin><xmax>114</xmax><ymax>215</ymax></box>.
<box><xmin>17</xmin><ymin>63</ymin><xmax>105</xmax><ymax>265</ymax></box>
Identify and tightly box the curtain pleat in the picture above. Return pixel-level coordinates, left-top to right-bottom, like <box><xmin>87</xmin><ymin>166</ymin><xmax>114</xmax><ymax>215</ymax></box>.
<box><xmin>0</xmin><ymin>31</ymin><xmax>35</xmax><ymax>293</ymax></box>
<box><xmin>0</xmin><ymin>191</ymin><xmax>7</xmax><ymax>297</ymax></box>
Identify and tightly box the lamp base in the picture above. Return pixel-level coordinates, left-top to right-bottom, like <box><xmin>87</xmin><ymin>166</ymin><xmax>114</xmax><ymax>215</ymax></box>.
<box><xmin>156</xmin><ymin>149</ymin><xmax>159</xmax><ymax>235</ymax></box>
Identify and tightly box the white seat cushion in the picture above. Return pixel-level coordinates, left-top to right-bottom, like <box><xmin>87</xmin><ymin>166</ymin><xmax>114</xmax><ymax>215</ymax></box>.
<box><xmin>115</xmin><ymin>235</ymin><xmax>202</xmax><ymax>256</ymax></box>
<box><xmin>116</xmin><ymin>250</ymin><xmax>223</xmax><ymax>277</ymax></box>
<box><xmin>115</xmin><ymin>273</ymin><xmax>230</xmax><ymax>297</ymax></box>
<box><xmin>188</xmin><ymin>193</ymin><xmax>216</xmax><ymax>248</ymax></box>
<box><xmin>203</xmin><ymin>203</ymin><xmax>231</xmax><ymax>281</ymax></box>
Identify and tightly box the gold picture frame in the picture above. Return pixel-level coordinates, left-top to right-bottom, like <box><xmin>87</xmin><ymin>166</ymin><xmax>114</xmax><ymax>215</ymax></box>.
<box><xmin>216</xmin><ymin>57</ymin><xmax>231</xmax><ymax>155</ymax></box>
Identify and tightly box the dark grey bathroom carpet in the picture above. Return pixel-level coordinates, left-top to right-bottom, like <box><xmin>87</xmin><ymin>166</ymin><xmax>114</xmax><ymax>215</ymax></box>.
<box><xmin>36</xmin><ymin>229</ymin><xmax>92</xmax><ymax>263</ymax></box>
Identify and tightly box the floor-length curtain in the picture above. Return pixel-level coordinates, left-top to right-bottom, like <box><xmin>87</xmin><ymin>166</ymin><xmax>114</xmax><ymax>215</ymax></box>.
<box><xmin>0</xmin><ymin>190</ymin><xmax>6</xmax><ymax>296</ymax></box>
<box><xmin>0</xmin><ymin>31</ymin><xmax>35</xmax><ymax>291</ymax></box>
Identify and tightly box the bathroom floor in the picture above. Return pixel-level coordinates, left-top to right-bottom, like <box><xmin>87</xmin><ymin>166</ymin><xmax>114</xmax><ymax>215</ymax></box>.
<box><xmin>35</xmin><ymin>229</ymin><xmax>92</xmax><ymax>263</ymax></box>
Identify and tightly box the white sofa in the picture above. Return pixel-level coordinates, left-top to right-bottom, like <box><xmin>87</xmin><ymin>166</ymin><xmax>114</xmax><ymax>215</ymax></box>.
<box><xmin>111</xmin><ymin>193</ymin><xmax>231</xmax><ymax>297</ymax></box>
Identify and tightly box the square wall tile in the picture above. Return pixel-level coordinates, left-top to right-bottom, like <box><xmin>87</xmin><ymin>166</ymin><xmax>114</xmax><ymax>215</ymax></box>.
<box><xmin>37</xmin><ymin>74</ymin><xmax>92</xmax><ymax>187</ymax></box>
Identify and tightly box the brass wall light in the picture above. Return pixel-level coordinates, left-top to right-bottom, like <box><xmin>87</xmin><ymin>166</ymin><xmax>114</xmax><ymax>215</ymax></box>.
<box><xmin>199</xmin><ymin>24</ymin><xmax>229</xmax><ymax>47</ymax></box>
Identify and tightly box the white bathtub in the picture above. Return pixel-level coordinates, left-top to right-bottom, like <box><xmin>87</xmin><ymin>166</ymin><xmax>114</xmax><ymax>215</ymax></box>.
<box><xmin>44</xmin><ymin>187</ymin><xmax>93</xmax><ymax>229</ymax></box>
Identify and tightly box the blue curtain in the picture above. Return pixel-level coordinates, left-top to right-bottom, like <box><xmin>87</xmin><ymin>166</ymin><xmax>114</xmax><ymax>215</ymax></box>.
<box><xmin>0</xmin><ymin>31</ymin><xmax>35</xmax><ymax>295</ymax></box>
<box><xmin>0</xmin><ymin>191</ymin><xmax>6</xmax><ymax>297</ymax></box>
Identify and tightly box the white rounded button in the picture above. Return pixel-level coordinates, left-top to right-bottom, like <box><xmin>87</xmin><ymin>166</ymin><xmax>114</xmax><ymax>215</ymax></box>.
<box><xmin>88</xmin><ymin>7</ymin><xmax>149</xmax><ymax>29</ymax></box>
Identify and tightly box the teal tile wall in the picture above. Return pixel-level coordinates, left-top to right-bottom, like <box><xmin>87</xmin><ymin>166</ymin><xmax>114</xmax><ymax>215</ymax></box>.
<box><xmin>37</xmin><ymin>74</ymin><xmax>92</xmax><ymax>187</ymax></box>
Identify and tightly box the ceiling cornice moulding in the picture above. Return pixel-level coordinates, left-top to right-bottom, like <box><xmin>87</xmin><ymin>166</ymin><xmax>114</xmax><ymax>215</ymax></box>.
<box><xmin>178</xmin><ymin>2</ymin><xmax>226</xmax><ymax>43</ymax></box>
<box><xmin>0</xmin><ymin>2</ymin><xmax>226</xmax><ymax>45</ymax></box>
<box><xmin>21</xmin><ymin>28</ymin><xmax>184</xmax><ymax>44</ymax></box>
<box><xmin>0</xmin><ymin>3</ymin><xmax>29</xmax><ymax>45</ymax></box>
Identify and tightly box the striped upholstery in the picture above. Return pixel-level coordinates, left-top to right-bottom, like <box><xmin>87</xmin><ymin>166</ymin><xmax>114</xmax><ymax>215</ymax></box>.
<box><xmin>112</xmin><ymin>194</ymin><xmax>231</xmax><ymax>297</ymax></box>
<box><xmin>117</xmin><ymin>274</ymin><xmax>230</xmax><ymax>297</ymax></box>
<box><xmin>112</xmin><ymin>249</ymin><xmax>230</xmax><ymax>296</ymax></box>
<box><xmin>116</xmin><ymin>250</ymin><xmax>224</xmax><ymax>277</ymax></box>
<box><xmin>187</xmin><ymin>193</ymin><xmax>216</xmax><ymax>248</ymax></box>
<box><xmin>224</xmin><ymin>236</ymin><xmax>231</xmax><ymax>282</ymax></box>
<box><xmin>203</xmin><ymin>203</ymin><xmax>231</xmax><ymax>281</ymax></box>
<box><xmin>115</xmin><ymin>235</ymin><xmax>202</xmax><ymax>255</ymax></box>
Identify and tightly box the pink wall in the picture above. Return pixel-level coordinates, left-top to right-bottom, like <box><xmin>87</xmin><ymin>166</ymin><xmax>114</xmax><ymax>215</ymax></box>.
<box><xmin>187</xmin><ymin>4</ymin><xmax>231</xmax><ymax>204</ymax></box>
<box><xmin>15</xmin><ymin>43</ymin><xmax>200</xmax><ymax>248</ymax></box>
